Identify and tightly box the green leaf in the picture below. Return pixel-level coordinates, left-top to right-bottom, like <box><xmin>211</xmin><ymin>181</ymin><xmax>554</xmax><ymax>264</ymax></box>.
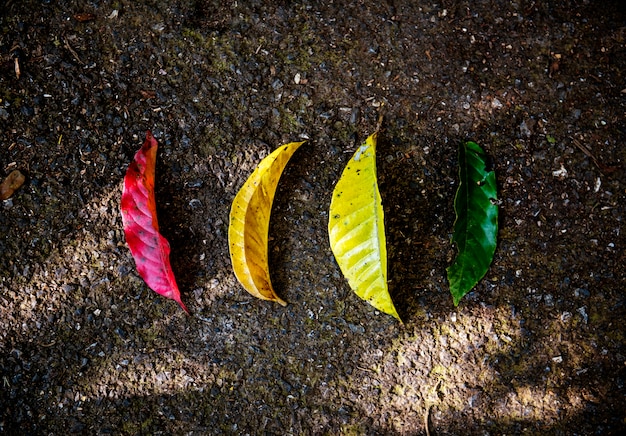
<box><xmin>447</xmin><ymin>141</ymin><xmax>498</xmax><ymax>306</ymax></box>
<box><xmin>328</xmin><ymin>132</ymin><xmax>401</xmax><ymax>321</ymax></box>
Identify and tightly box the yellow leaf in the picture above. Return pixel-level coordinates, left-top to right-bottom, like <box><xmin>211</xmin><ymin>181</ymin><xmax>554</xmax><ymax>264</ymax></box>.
<box><xmin>328</xmin><ymin>132</ymin><xmax>400</xmax><ymax>321</ymax></box>
<box><xmin>229</xmin><ymin>141</ymin><xmax>306</xmax><ymax>305</ymax></box>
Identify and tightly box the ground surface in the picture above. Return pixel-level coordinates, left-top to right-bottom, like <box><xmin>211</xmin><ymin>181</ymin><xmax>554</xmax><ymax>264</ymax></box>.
<box><xmin>1</xmin><ymin>0</ymin><xmax>625</xmax><ymax>434</ymax></box>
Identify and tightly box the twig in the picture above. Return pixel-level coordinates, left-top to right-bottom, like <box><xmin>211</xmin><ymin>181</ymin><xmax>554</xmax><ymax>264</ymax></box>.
<box><xmin>64</xmin><ymin>38</ymin><xmax>84</xmax><ymax>65</ymax></box>
<box><xmin>571</xmin><ymin>137</ymin><xmax>619</xmax><ymax>174</ymax></box>
<box><xmin>424</xmin><ymin>403</ymin><xmax>432</xmax><ymax>436</ymax></box>
<box><xmin>376</xmin><ymin>102</ymin><xmax>385</xmax><ymax>133</ymax></box>
<box><xmin>193</xmin><ymin>314</ymin><xmax>213</xmax><ymax>323</ymax></box>
<box><xmin>424</xmin><ymin>379</ymin><xmax>441</xmax><ymax>436</ymax></box>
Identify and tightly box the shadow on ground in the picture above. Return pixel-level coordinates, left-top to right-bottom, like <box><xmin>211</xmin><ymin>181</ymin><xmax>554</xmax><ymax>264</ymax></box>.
<box><xmin>1</xmin><ymin>0</ymin><xmax>625</xmax><ymax>434</ymax></box>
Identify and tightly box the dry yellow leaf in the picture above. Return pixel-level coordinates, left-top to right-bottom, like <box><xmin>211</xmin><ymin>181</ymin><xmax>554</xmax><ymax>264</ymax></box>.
<box><xmin>228</xmin><ymin>142</ymin><xmax>306</xmax><ymax>305</ymax></box>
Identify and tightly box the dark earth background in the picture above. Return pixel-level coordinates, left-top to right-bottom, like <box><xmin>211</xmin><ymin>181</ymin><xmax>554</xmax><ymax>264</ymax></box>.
<box><xmin>1</xmin><ymin>0</ymin><xmax>625</xmax><ymax>434</ymax></box>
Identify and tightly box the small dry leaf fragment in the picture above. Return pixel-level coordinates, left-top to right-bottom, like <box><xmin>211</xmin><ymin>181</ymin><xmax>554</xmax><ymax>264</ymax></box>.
<box><xmin>140</xmin><ymin>90</ymin><xmax>156</xmax><ymax>99</ymax></box>
<box><xmin>10</xmin><ymin>45</ymin><xmax>24</xmax><ymax>79</ymax></box>
<box><xmin>14</xmin><ymin>58</ymin><xmax>20</xmax><ymax>79</ymax></box>
<box><xmin>0</xmin><ymin>170</ymin><xmax>26</xmax><ymax>200</ymax></box>
<box><xmin>229</xmin><ymin>141</ymin><xmax>305</xmax><ymax>305</ymax></box>
<box><xmin>73</xmin><ymin>13</ymin><xmax>96</xmax><ymax>22</ymax></box>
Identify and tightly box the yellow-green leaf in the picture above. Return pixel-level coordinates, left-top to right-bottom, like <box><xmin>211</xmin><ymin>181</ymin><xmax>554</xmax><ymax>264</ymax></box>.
<box><xmin>328</xmin><ymin>132</ymin><xmax>400</xmax><ymax>321</ymax></box>
<box><xmin>229</xmin><ymin>141</ymin><xmax>305</xmax><ymax>306</ymax></box>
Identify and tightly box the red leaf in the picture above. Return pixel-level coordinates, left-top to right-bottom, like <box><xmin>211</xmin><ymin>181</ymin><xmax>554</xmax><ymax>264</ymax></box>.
<box><xmin>121</xmin><ymin>131</ymin><xmax>188</xmax><ymax>313</ymax></box>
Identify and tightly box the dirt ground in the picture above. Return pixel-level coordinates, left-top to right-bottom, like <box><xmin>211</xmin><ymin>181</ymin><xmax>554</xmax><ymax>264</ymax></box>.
<box><xmin>1</xmin><ymin>0</ymin><xmax>625</xmax><ymax>434</ymax></box>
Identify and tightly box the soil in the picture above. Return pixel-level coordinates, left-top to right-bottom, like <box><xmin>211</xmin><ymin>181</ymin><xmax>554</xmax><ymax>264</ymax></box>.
<box><xmin>1</xmin><ymin>0</ymin><xmax>625</xmax><ymax>434</ymax></box>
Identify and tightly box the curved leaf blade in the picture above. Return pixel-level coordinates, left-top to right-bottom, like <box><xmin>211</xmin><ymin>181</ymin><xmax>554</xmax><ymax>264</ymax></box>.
<box><xmin>447</xmin><ymin>141</ymin><xmax>498</xmax><ymax>306</ymax></box>
<box><xmin>121</xmin><ymin>131</ymin><xmax>189</xmax><ymax>313</ymax></box>
<box><xmin>328</xmin><ymin>133</ymin><xmax>400</xmax><ymax>321</ymax></box>
<box><xmin>229</xmin><ymin>141</ymin><xmax>306</xmax><ymax>306</ymax></box>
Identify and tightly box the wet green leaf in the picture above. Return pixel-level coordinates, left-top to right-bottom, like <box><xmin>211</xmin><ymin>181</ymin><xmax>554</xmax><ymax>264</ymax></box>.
<box><xmin>447</xmin><ymin>141</ymin><xmax>498</xmax><ymax>305</ymax></box>
<box><xmin>328</xmin><ymin>132</ymin><xmax>400</xmax><ymax>321</ymax></box>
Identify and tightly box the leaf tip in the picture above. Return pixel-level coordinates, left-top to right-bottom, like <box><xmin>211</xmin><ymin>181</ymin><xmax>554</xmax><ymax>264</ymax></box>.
<box><xmin>178</xmin><ymin>300</ymin><xmax>190</xmax><ymax>314</ymax></box>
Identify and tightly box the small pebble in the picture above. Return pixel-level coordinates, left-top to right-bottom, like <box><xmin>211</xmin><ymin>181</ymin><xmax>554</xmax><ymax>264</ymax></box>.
<box><xmin>574</xmin><ymin>288</ymin><xmax>590</xmax><ymax>298</ymax></box>
<box><xmin>577</xmin><ymin>306</ymin><xmax>588</xmax><ymax>324</ymax></box>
